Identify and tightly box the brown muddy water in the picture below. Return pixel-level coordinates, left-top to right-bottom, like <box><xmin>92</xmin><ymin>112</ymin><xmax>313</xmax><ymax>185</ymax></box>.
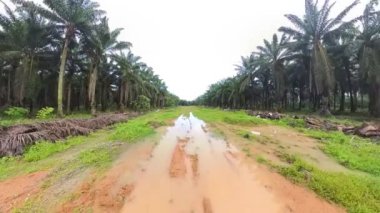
<box><xmin>121</xmin><ymin>113</ymin><xmax>281</xmax><ymax>213</ymax></box>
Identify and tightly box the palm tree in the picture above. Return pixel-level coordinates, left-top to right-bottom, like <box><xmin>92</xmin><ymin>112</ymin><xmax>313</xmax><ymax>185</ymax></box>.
<box><xmin>113</xmin><ymin>52</ymin><xmax>142</xmax><ymax>111</ymax></box>
<box><xmin>0</xmin><ymin>0</ymin><xmax>172</xmax><ymax>112</ymax></box>
<box><xmin>256</xmin><ymin>34</ymin><xmax>293</xmax><ymax>108</ymax></box>
<box><xmin>355</xmin><ymin>0</ymin><xmax>380</xmax><ymax>116</ymax></box>
<box><xmin>280</xmin><ymin>0</ymin><xmax>359</xmax><ymax>115</ymax></box>
<box><xmin>0</xmin><ymin>1</ymin><xmax>56</xmax><ymax>109</ymax></box>
<box><xmin>14</xmin><ymin>0</ymin><xmax>104</xmax><ymax>117</ymax></box>
<box><xmin>0</xmin><ymin>2</ymin><xmax>25</xmax><ymax>105</ymax></box>
<box><xmin>84</xmin><ymin>17</ymin><xmax>130</xmax><ymax>115</ymax></box>
<box><xmin>325</xmin><ymin>25</ymin><xmax>359</xmax><ymax>113</ymax></box>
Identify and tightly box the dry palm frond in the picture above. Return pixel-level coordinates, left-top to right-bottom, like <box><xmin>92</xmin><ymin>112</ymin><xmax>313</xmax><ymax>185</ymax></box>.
<box><xmin>0</xmin><ymin>113</ymin><xmax>136</xmax><ymax>157</ymax></box>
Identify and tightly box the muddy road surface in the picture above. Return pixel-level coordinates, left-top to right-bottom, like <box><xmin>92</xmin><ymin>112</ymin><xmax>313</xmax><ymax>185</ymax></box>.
<box><xmin>120</xmin><ymin>114</ymin><xmax>343</xmax><ymax>213</ymax></box>
<box><xmin>1</xmin><ymin>113</ymin><xmax>344</xmax><ymax>212</ymax></box>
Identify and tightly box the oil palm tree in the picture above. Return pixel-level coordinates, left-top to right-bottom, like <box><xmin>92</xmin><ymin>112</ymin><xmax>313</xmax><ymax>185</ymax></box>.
<box><xmin>13</xmin><ymin>0</ymin><xmax>104</xmax><ymax>117</ymax></box>
<box><xmin>84</xmin><ymin>17</ymin><xmax>130</xmax><ymax>115</ymax></box>
<box><xmin>256</xmin><ymin>34</ymin><xmax>293</xmax><ymax>108</ymax></box>
<box><xmin>280</xmin><ymin>0</ymin><xmax>359</xmax><ymax>115</ymax></box>
<box><xmin>0</xmin><ymin>1</ymin><xmax>56</xmax><ymax>108</ymax></box>
<box><xmin>355</xmin><ymin>0</ymin><xmax>380</xmax><ymax>116</ymax></box>
<box><xmin>113</xmin><ymin>52</ymin><xmax>142</xmax><ymax>111</ymax></box>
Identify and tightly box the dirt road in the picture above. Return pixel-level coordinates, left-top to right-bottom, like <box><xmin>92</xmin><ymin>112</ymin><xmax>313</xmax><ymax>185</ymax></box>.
<box><xmin>1</xmin><ymin>113</ymin><xmax>345</xmax><ymax>212</ymax></box>
<box><xmin>119</xmin><ymin>114</ymin><xmax>343</xmax><ymax>213</ymax></box>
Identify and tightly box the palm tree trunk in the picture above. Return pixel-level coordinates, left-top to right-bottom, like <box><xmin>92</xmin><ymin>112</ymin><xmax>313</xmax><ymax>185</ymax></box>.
<box><xmin>18</xmin><ymin>56</ymin><xmax>29</xmax><ymax>106</ymax></box>
<box><xmin>100</xmin><ymin>82</ymin><xmax>106</xmax><ymax>111</ymax></box>
<box><xmin>119</xmin><ymin>82</ymin><xmax>127</xmax><ymax>112</ymax></box>
<box><xmin>89</xmin><ymin>62</ymin><xmax>98</xmax><ymax>116</ymax></box>
<box><xmin>7</xmin><ymin>70</ymin><xmax>11</xmax><ymax>104</ymax></box>
<box><xmin>361</xmin><ymin>93</ymin><xmax>364</xmax><ymax>109</ymax></box>
<box><xmin>339</xmin><ymin>89</ymin><xmax>345</xmax><ymax>112</ymax></box>
<box><xmin>66</xmin><ymin>81</ymin><xmax>71</xmax><ymax>114</ymax></box>
<box><xmin>57</xmin><ymin>37</ymin><xmax>70</xmax><ymax>117</ymax></box>
<box><xmin>319</xmin><ymin>93</ymin><xmax>331</xmax><ymax>116</ymax></box>
<box><xmin>344</xmin><ymin>61</ymin><xmax>356</xmax><ymax>112</ymax></box>
<box><xmin>369</xmin><ymin>84</ymin><xmax>380</xmax><ymax>117</ymax></box>
<box><xmin>333</xmin><ymin>86</ymin><xmax>337</xmax><ymax>111</ymax></box>
<box><xmin>44</xmin><ymin>86</ymin><xmax>48</xmax><ymax>107</ymax></box>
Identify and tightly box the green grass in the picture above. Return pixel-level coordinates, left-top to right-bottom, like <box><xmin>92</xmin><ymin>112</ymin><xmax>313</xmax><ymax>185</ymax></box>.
<box><xmin>191</xmin><ymin>107</ymin><xmax>307</xmax><ymax>127</ymax></box>
<box><xmin>256</xmin><ymin>155</ymin><xmax>268</xmax><ymax>164</ymax></box>
<box><xmin>277</xmin><ymin>156</ymin><xmax>380</xmax><ymax>213</ymax></box>
<box><xmin>274</xmin><ymin>116</ymin><xmax>306</xmax><ymax>128</ymax></box>
<box><xmin>110</xmin><ymin>107</ymin><xmax>186</xmax><ymax>142</ymax></box>
<box><xmin>111</xmin><ymin>120</ymin><xmax>155</xmax><ymax>142</ymax></box>
<box><xmin>237</xmin><ymin>130</ymin><xmax>254</xmax><ymax>139</ymax></box>
<box><xmin>190</xmin><ymin>107</ymin><xmax>268</xmax><ymax>125</ymax></box>
<box><xmin>24</xmin><ymin>137</ymin><xmax>86</xmax><ymax>162</ymax></box>
<box><xmin>78</xmin><ymin>148</ymin><xmax>112</xmax><ymax>167</ymax></box>
<box><xmin>0</xmin><ymin>118</ymin><xmax>33</xmax><ymax>127</ymax></box>
<box><xmin>302</xmin><ymin>130</ymin><xmax>380</xmax><ymax>176</ymax></box>
<box><xmin>0</xmin><ymin>132</ymin><xmax>107</xmax><ymax>181</ymax></box>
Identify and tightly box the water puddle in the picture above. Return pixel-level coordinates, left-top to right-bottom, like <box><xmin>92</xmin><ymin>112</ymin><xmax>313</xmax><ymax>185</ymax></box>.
<box><xmin>121</xmin><ymin>113</ymin><xmax>281</xmax><ymax>213</ymax></box>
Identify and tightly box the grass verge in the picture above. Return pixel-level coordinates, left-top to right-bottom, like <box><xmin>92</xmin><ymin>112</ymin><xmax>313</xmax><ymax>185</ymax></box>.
<box><xmin>300</xmin><ymin>129</ymin><xmax>380</xmax><ymax>176</ymax></box>
<box><xmin>274</xmin><ymin>156</ymin><xmax>380</xmax><ymax>213</ymax></box>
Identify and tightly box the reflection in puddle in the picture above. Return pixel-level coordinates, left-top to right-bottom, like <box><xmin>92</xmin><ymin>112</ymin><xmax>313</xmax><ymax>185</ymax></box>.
<box><xmin>121</xmin><ymin>113</ymin><xmax>280</xmax><ymax>213</ymax></box>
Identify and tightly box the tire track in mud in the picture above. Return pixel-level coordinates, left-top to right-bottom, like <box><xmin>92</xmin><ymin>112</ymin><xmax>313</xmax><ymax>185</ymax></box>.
<box><xmin>169</xmin><ymin>140</ymin><xmax>188</xmax><ymax>178</ymax></box>
<box><xmin>188</xmin><ymin>154</ymin><xmax>199</xmax><ymax>178</ymax></box>
<box><xmin>202</xmin><ymin>197</ymin><xmax>213</xmax><ymax>213</ymax></box>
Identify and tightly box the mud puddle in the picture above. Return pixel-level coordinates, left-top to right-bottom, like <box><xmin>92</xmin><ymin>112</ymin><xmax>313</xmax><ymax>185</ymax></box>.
<box><xmin>121</xmin><ymin>113</ymin><xmax>281</xmax><ymax>213</ymax></box>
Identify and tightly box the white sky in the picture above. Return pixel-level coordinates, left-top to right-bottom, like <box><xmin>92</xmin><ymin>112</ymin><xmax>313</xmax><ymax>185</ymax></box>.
<box><xmin>2</xmin><ymin>0</ymin><xmax>367</xmax><ymax>100</ymax></box>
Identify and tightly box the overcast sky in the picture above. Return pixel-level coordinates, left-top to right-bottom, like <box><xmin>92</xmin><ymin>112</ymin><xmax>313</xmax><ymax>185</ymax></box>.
<box><xmin>2</xmin><ymin>0</ymin><xmax>368</xmax><ymax>100</ymax></box>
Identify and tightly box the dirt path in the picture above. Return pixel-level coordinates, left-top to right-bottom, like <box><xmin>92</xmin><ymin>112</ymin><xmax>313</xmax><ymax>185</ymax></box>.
<box><xmin>213</xmin><ymin>122</ymin><xmax>350</xmax><ymax>173</ymax></box>
<box><xmin>118</xmin><ymin>114</ymin><xmax>344</xmax><ymax>212</ymax></box>
<box><xmin>0</xmin><ymin>171</ymin><xmax>48</xmax><ymax>212</ymax></box>
<box><xmin>0</xmin><ymin>114</ymin><xmax>345</xmax><ymax>212</ymax></box>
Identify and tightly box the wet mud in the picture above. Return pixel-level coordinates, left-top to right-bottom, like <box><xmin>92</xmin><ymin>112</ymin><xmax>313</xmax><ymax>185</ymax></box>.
<box><xmin>121</xmin><ymin>114</ymin><xmax>282</xmax><ymax>212</ymax></box>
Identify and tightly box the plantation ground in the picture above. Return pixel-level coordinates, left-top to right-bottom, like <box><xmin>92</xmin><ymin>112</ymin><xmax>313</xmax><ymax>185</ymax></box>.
<box><xmin>0</xmin><ymin>107</ymin><xmax>379</xmax><ymax>212</ymax></box>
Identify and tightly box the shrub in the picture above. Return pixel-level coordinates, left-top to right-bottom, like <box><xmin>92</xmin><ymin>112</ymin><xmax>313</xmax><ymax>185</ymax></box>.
<box><xmin>132</xmin><ymin>95</ymin><xmax>151</xmax><ymax>112</ymax></box>
<box><xmin>4</xmin><ymin>107</ymin><xmax>29</xmax><ymax>119</ymax></box>
<box><xmin>36</xmin><ymin>107</ymin><xmax>55</xmax><ymax>119</ymax></box>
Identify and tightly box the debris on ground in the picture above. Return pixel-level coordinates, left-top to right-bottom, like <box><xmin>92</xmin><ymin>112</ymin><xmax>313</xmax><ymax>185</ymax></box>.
<box><xmin>305</xmin><ymin>117</ymin><xmax>380</xmax><ymax>139</ymax></box>
<box><xmin>247</xmin><ymin>111</ymin><xmax>284</xmax><ymax>120</ymax></box>
<box><xmin>343</xmin><ymin>122</ymin><xmax>380</xmax><ymax>138</ymax></box>
<box><xmin>304</xmin><ymin>117</ymin><xmax>350</xmax><ymax>131</ymax></box>
<box><xmin>0</xmin><ymin>113</ymin><xmax>138</xmax><ymax>157</ymax></box>
<box><xmin>247</xmin><ymin>110</ymin><xmax>380</xmax><ymax>140</ymax></box>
